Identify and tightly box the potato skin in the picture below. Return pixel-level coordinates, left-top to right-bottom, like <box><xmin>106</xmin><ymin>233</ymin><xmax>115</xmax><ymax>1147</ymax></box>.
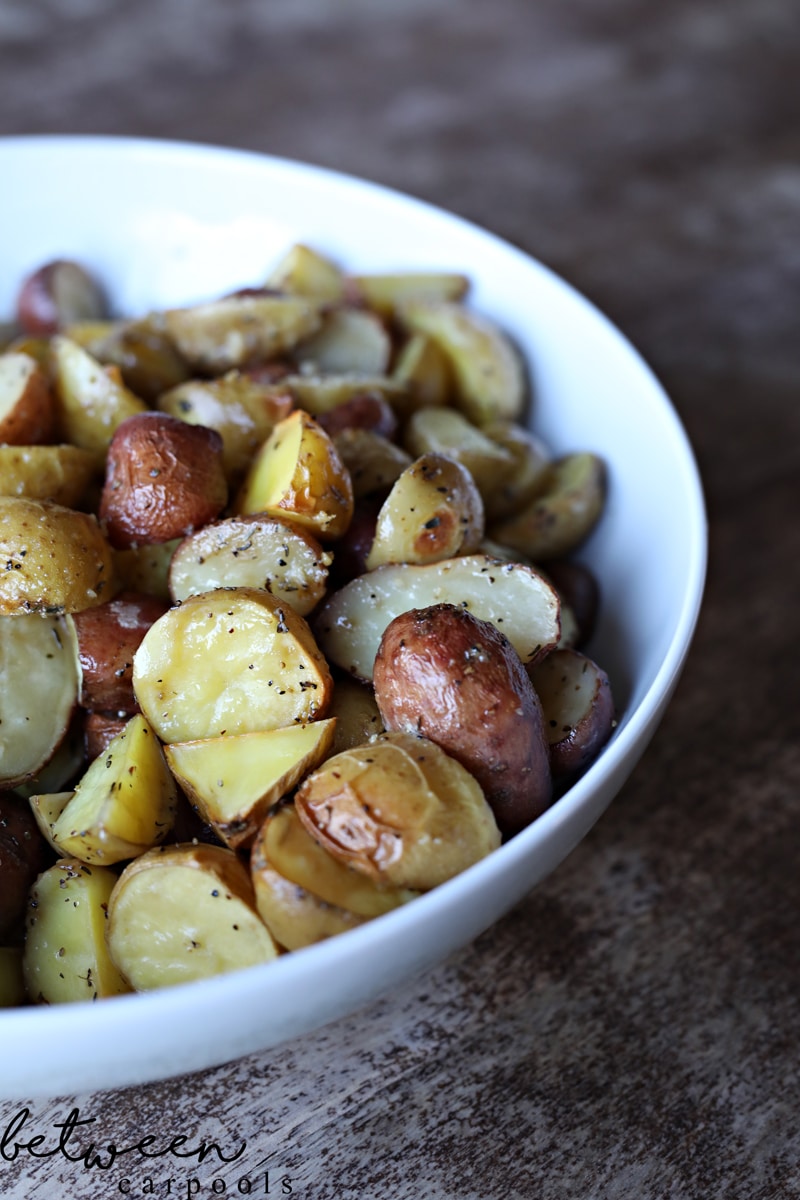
<box><xmin>373</xmin><ymin>604</ymin><xmax>552</xmax><ymax>835</ymax></box>
<box><xmin>0</xmin><ymin>791</ymin><xmax>51</xmax><ymax>942</ymax></box>
<box><xmin>100</xmin><ymin>412</ymin><xmax>228</xmax><ymax>549</ymax></box>
<box><xmin>70</xmin><ymin>590</ymin><xmax>169</xmax><ymax>713</ymax></box>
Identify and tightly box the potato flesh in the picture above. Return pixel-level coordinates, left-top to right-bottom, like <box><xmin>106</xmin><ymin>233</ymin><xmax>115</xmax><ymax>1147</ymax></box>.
<box><xmin>23</xmin><ymin>858</ymin><xmax>131</xmax><ymax>1003</ymax></box>
<box><xmin>163</xmin><ymin>719</ymin><xmax>336</xmax><ymax>848</ymax></box>
<box><xmin>0</xmin><ymin>443</ymin><xmax>96</xmax><ymax>507</ymax></box>
<box><xmin>0</xmin><ymin>613</ymin><xmax>79</xmax><ymax>786</ymax></box>
<box><xmin>251</xmin><ymin>857</ymin><xmax>366</xmax><ymax>952</ymax></box>
<box><xmin>295</xmin><ymin>731</ymin><xmax>500</xmax><ymax>890</ymax></box>
<box><xmin>293</xmin><ymin>308</ymin><xmax>392</xmax><ymax>376</ymax></box>
<box><xmin>266</xmin><ymin>243</ymin><xmax>346</xmax><ymax>302</ymax></box>
<box><xmin>106</xmin><ymin>843</ymin><xmax>279</xmax><ymax>991</ymax></box>
<box><xmin>403</xmin><ymin>407</ymin><xmax>515</xmax><ymax>498</ymax></box>
<box><xmin>51</xmin><ymin>713</ymin><xmax>178</xmax><ymax>864</ymax></box>
<box><xmin>50</xmin><ymin>335</ymin><xmax>148</xmax><ymax>464</ymax></box>
<box><xmin>133</xmin><ymin>587</ymin><xmax>333</xmax><ymax>743</ymax></box>
<box><xmin>0</xmin><ymin>352</ymin><xmax>54</xmax><ymax>444</ymax></box>
<box><xmin>315</xmin><ymin>553</ymin><xmax>561</xmax><ymax>681</ymax></box>
<box><xmin>490</xmin><ymin>452</ymin><xmax>607</xmax><ymax>561</ymax></box>
<box><xmin>528</xmin><ymin>647</ymin><xmax>615</xmax><ymax>777</ymax></box>
<box><xmin>162</xmin><ymin>296</ymin><xmax>323</xmax><ymax>373</ymax></box>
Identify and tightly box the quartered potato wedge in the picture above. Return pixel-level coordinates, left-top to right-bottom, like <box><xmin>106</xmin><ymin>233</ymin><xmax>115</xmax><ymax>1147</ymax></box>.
<box><xmin>491</xmin><ymin>452</ymin><xmax>607</xmax><ymax>560</ymax></box>
<box><xmin>293</xmin><ymin>308</ymin><xmax>392</xmax><ymax>376</ymax></box>
<box><xmin>316</xmin><ymin>552</ymin><xmax>561</xmax><ymax>681</ymax></box>
<box><xmin>403</xmin><ymin>406</ymin><xmax>515</xmax><ymax>498</ymax></box>
<box><xmin>250</xmin><ymin>858</ymin><xmax>367</xmax><ymax>952</ymax></box>
<box><xmin>106</xmin><ymin>843</ymin><xmax>279</xmax><ymax>991</ymax></box>
<box><xmin>133</xmin><ymin>587</ymin><xmax>333</xmax><ymax>743</ymax></box>
<box><xmin>162</xmin><ymin>295</ymin><xmax>323</xmax><ymax>373</ymax></box>
<box><xmin>50</xmin><ymin>335</ymin><xmax>148</xmax><ymax>465</ymax></box>
<box><xmin>349</xmin><ymin>271</ymin><xmax>469</xmax><ymax>317</ymax></box>
<box><xmin>528</xmin><ymin>647</ymin><xmax>615</xmax><ymax>779</ymax></box>
<box><xmin>0</xmin><ymin>351</ymin><xmax>55</xmax><ymax>444</ymax></box>
<box><xmin>332</xmin><ymin>428</ymin><xmax>412</xmax><ymax>500</ymax></box>
<box><xmin>164</xmin><ymin>718</ymin><xmax>337</xmax><ymax>848</ymax></box>
<box><xmin>65</xmin><ymin>313</ymin><xmax>190</xmax><ymax>400</ymax></box>
<box><xmin>266</xmin><ymin>242</ymin><xmax>346</xmax><ymax>302</ymax></box>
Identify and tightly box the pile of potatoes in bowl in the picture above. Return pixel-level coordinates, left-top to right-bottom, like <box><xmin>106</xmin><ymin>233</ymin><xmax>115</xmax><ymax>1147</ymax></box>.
<box><xmin>0</xmin><ymin>244</ymin><xmax>614</xmax><ymax>1006</ymax></box>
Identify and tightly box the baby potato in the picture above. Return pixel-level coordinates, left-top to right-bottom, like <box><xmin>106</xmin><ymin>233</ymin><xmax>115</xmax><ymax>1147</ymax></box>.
<box><xmin>480</xmin><ymin>421</ymin><xmax>553</xmax><ymax>521</ymax></box>
<box><xmin>66</xmin><ymin>313</ymin><xmax>190</xmax><ymax>401</ymax></box>
<box><xmin>403</xmin><ymin>406</ymin><xmax>515</xmax><ymax>498</ymax></box>
<box><xmin>274</xmin><ymin>372</ymin><xmax>408</xmax><ymax>417</ymax></box>
<box><xmin>373</xmin><ymin>604</ymin><xmax>552</xmax><ymax>835</ymax></box>
<box><xmin>349</xmin><ymin>271</ymin><xmax>469</xmax><ymax>318</ymax></box>
<box><xmin>23</xmin><ymin>858</ymin><xmax>131</xmax><ymax>1004</ymax></box>
<box><xmin>315</xmin><ymin>552</ymin><xmax>561</xmax><ymax>682</ymax></box>
<box><xmin>106</xmin><ymin>842</ymin><xmax>279</xmax><ymax>991</ymax></box>
<box><xmin>0</xmin><ymin>612</ymin><xmax>80</xmax><ymax>787</ymax></box>
<box><xmin>391</xmin><ymin>332</ymin><xmax>452</xmax><ymax>415</ymax></box>
<box><xmin>293</xmin><ymin>308</ymin><xmax>392</xmax><ymax>376</ymax></box>
<box><xmin>162</xmin><ymin>294</ymin><xmax>323</xmax><ymax>373</ymax></box>
<box><xmin>365</xmin><ymin>452</ymin><xmax>484</xmax><ymax>569</ymax></box>
<box><xmin>251</xmin><ymin>855</ymin><xmax>367</xmax><ymax>952</ymax></box>
<box><xmin>544</xmin><ymin>559</ymin><xmax>601</xmax><ymax>648</ymax></box>
<box><xmin>82</xmin><ymin>712</ymin><xmax>129</xmax><ymax>762</ymax></box>
<box><xmin>397</xmin><ymin>299</ymin><xmax>527</xmax><ymax>425</ymax></box>
<box><xmin>16</xmin><ymin>259</ymin><xmax>108</xmax><ymax>336</ymax></box>
<box><xmin>0</xmin><ymin>444</ymin><xmax>97</xmax><ymax>507</ymax></box>
<box><xmin>266</xmin><ymin>243</ymin><xmax>346</xmax><ymax>302</ymax></box>
<box><xmin>0</xmin><ymin>791</ymin><xmax>52</xmax><ymax>942</ymax></box>
<box><xmin>0</xmin><ymin>352</ymin><xmax>56</xmax><ymax>444</ymax></box>
<box><xmin>133</xmin><ymin>587</ymin><xmax>333</xmax><ymax>743</ymax></box>
<box><xmin>168</xmin><ymin>514</ymin><xmax>332</xmax><ymax>616</ymax></box>
<box><xmin>527</xmin><ymin>647</ymin><xmax>615</xmax><ymax>778</ymax></box>
<box><xmin>316</xmin><ymin>391</ymin><xmax>398</xmax><ymax>440</ymax></box>
<box><xmin>327</xmin><ymin>674</ymin><xmax>385</xmax><ymax>755</ymax></box>
<box><xmin>490</xmin><ymin>452</ymin><xmax>607</xmax><ymax>561</ymax></box>
<box><xmin>113</xmin><ymin>538</ymin><xmax>180</xmax><ymax>603</ymax></box>
<box><xmin>50</xmin><ymin>335</ymin><xmax>149</xmax><ymax>466</ymax></box>
<box><xmin>0</xmin><ymin>497</ymin><xmax>115</xmax><ymax>616</ymax></box>
<box><xmin>69</xmin><ymin>590</ymin><xmax>169</xmax><ymax>713</ymax></box>
<box><xmin>295</xmin><ymin>730</ymin><xmax>500</xmax><ymax>890</ymax></box>
<box><xmin>332</xmin><ymin>428</ymin><xmax>412</xmax><ymax>500</ymax></box>
<box><xmin>235</xmin><ymin>409</ymin><xmax>354</xmax><ymax>541</ymax></box>
<box><xmin>100</xmin><ymin>412</ymin><xmax>228</xmax><ymax>549</ymax></box>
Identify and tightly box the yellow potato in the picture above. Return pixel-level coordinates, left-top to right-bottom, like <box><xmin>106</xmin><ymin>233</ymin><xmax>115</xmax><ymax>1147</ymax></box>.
<box><xmin>0</xmin><ymin>613</ymin><xmax>79</xmax><ymax>787</ymax></box>
<box><xmin>251</xmin><ymin>856</ymin><xmax>366</xmax><ymax>952</ymax></box>
<box><xmin>366</xmin><ymin>452</ymin><xmax>484</xmax><ymax>569</ymax></box>
<box><xmin>295</xmin><ymin>731</ymin><xmax>500</xmax><ymax>890</ymax></box>
<box><xmin>0</xmin><ymin>497</ymin><xmax>115</xmax><ymax>616</ymax></box>
<box><xmin>403</xmin><ymin>406</ymin><xmax>515</xmax><ymax>498</ymax></box>
<box><xmin>113</xmin><ymin>538</ymin><xmax>180</xmax><ymax>602</ymax></box>
<box><xmin>235</xmin><ymin>409</ymin><xmax>354</xmax><ymax>541</ymax></box>
<box><xmin>28</xmin><ymin>790</ymin><xmax>73</xmax><ymax>853</ymax></box>
<box><xmin>50</xmin><ymin>335</ymin><xmax>148</xmax><ymax>465</ymax></box>
<box><xmin>164</xmin><ymin>718</ymin><xmax>337</xmax><ymax>848</ymax></box>
<box><xmin>168</xmin><ymin>513</ymin><xmax>332</xmax><ymax>616</ymax></box>
<box><xmin>349</xmin><ymin>271</ymin><xmax>469</xmax><ymax>318</ymax></box>
<box><xmin>293</xmin><ymin>308</ymin><xmax>392</xmax><ymax>376</ymax></box>
<box><xmin>106</xmin><ymin>843</ymin><xmax>279</xmax><ymax>991</ymax></box>
<box><xmin>269</xmin><ymin>372</ymin><xmax>406</xmax><ymax>417</ymax></box>
<box><xmin>397</xmin><ymin>299</ymin><xmax>527</xmax><ymax>425</ymax></box>
<box><xmin>133</xmin><ymin>587</ymin><xmax>333</xmax><ymax>743</ymax></box>
<box><xmin>266</xmin><ymin>242</ymin><xmax>346</xmax><ymax>302</ymax></box>
<box><xmin>327</xmin><ymin>675</ymin><xmax>385</xmax><ymax>755</ymax></box>
<box><xmin>51</xmin><ymin>713</ymin><xmax>178</xmax><ymax>865</ymax></box>
<box><xmin>391</xmin><ymin>332</ymin><xmax>453</xmax><ymax>415</ymax></box>
<box><xmin>332</xmin><ymin>428</ymin><xmax>412</xmax><ymax>500</ymax></box>
<box><xmin>0</xmin><ymin>443</ymin><xmax>96</xmax><ymax>507</ymax></box>
<box><xmin>22</xmin><ymin>858</ymin><xmax>131</xmax><ymax>1004</ymax></box>
<box><xmin>66</xmin><ymin>314</ymin><xmax>190</xmax><ymax>400</ymax></box>
<box><xmin>162</xmin><ymin>295</ymin><xmax>323</xmax><ymax>373</ymax></box>
<box><xmin>490</xmin><ymin>452</ymin><xmax>607</xmax><ymax>560</ymax></box>
<box><xmin>480</xmin><ymin>421</ymin><xmax>553</xmax><ymax>520</ymax></box>
<box><xmin>0</xmin><ymin>351</ymin><xmax>55</xmax><ymax>444</ymax></box>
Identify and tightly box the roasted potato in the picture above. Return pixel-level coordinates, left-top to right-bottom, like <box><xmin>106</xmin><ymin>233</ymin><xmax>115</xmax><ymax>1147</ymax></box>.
<box><xmin>327</xmin><ymin>674</ymin><xmax>385</xmax><ymax>755</ymax></box>
<box><xmin>168</xmin><ymin>514</ymin><xmax>332</xmax><ymax>616</ymax></box>
<box><xmin>272</xmin><ymin>372</ymin><xmax>407</xmax><ymax>417</ymax></box>
<box><xmin>23</xmin><ymin>858</ymin><xmax>131</xmax><ymax>1003</ymax></box>
<box><xmin>66</xmin><ymin>313</ymin><xmax>190</xmax><ymax>400</ymax></box>
<box><xmin>113</xmin><ymin>538</ymin><xmax>180</xmax><ymax>602</ymax></box>
<box><xmin>0</xmin><ymin>791</ymin><xmax>52</xmax><ymax>942</ymax></box>
<box><xmin>293</xmin><ymin>308</ymin><xmax>392</xmax><ymax>376</ymax></box>
<box><xmin>0</xmin><ymin>443</ymin><xmax>96</xmax><ymax>507</ymax></box>
<box><xmin>162</xmin><ymin>295</ymin><xmax>323</xmax><ymax>373</ymax></box>
<box><xmin>251</xmin><ymin>857</ymin><xmax>367</xmax><ymax>952</ymax></box>
<box><xmin>133</xmin><ymin>587</ymin><xmax>333</xmax><ymax>743</ymax></box>
<box><xmin>16</xmin><ymin>259</ymin><xmax>108</xmax><ymax>336</ymax></box>
<box><xmin>106</xmin><ymin>842</ymin><xmax>279</xmax><ymax>991</ymax></box>
<box><xmin>480</xmin><ymin>421</ymin><xmax>553</xmax><ymax>521</ymax></box>
<box><xmin>100</xmin><ymin>412</ymin><xmax>228</xmax><ymax>549</ymax></box>
<box><xmin>332</xmin><ymin>428</ymin><xmax>412</xmax><ymax>500</ymax></box>
<box><xmin>235</xmin><ymin>409</ymin><xmax>354</xmax><ymax>541</ymax></box>
<box><xmin>266</xmin><ymin>243</ymin><xmax>346</xmax><ymax>302</ymax></box>
<box><xmin>0</xmin><ymin>497</ymin><xmax>114</xmax><ymax>616</ymax></box>
<box><xmin>50</xmin><ymin>335</ymin><xmax>149</xmax><ymax>466</ymax></box>
<box><xmin>0</xmin><ymin>351</ymin><xmax>56</xmax><ymax>444</ymax></box>
<box><xmin>373</xmin><ymin>604</ymin><xmax>552</xmax><ymax>835</ymax></box>
<box><xmin>315</xmin><ymin>552</ymin><xmax>561</xmax><ymax>681</ymax></box>
<box><xmin>365</xmin><ymin>452</ymin><xmax>484</xmax><ymax>569</ymax></box>
<box><xmin>0</xmin><ymin>613</ymin><xmax>79</xmax><ymax>787</ymax></box>
<box><xmin>348</xmin><ymin>271</ymin><xmax>469</xmax><ymax>317</ymax></box>
<box><xmin>295</xmin><ymin>730</ymin><xmax>500</xmax><ymax>890</ymax></box>
<box><xmin>490</xmin><ymin>452</ymin><xmax>607</xmax><ymax>561</ymax></box>
<box><xmin>68</xmin><ymin>591</ymin><xmax>169</xmax><ymax>713</ymax></box>
<box><xmin>403</xmin><ymin>406</ymin><xmax>515</xmax><ymax>498</ymax></box>
<box><xmin>544</xmin><ymin>559</ymin><xmax>601</xmax><ymax>648</ymax></box>
<box><xmin>527</xmin><ymin>648</ymin><xmax>615</xmax><ymax>778</ymax></box>
<box><xmin>316</xmin><ymin>391</ymin><xmax>398</xmax><ymax>441</ymax></box>
<box><xmin>391</xmin><ymin>332</ymin><xmax>452</xmax><ymax>415</ymax></box>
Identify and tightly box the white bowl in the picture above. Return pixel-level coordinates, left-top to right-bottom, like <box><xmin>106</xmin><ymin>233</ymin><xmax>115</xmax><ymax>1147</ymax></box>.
<box><xmin>0</xmin><ymin>135</ymin><xmax>707</xmax><ymax>1098</ymax></box>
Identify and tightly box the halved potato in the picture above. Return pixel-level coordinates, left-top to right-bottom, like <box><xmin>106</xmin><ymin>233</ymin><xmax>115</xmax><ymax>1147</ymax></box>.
<box><xmin>397</xmin><ymin>299</ymin><xmax>526</xmax><ymax>425</ymax></box>
<box><xmin>235</xmin><ymin>409</ymin><xmax>354</xmax><ymax>541</ymax></box>
<box><xmin>22</xmin><ymin>858</ymin><xmax>131</xmax><ymax>1004</ymax></box>
<box><xmin>68</xmin><ymin>590</ymin><xmax>169</xmax><ymax>713</ymax></box>
<box><xmin>162</xmin><ymin>295</ymin><xmax>323</xmax><ymax>373</ymax></box>
<box><xmin>0</xmin><ymin>444</ymin><xmax>97</xmax><ymax>507</ymax></box>
<box><xmin>349</xmin><ymin>271</ymin><xmax>469</xmax><ymax>317</ymax></box>
<box><xmin>332</xmin><ymin>428</ymin><xmax>412</xmax><ymax>500</ymax></box>
<box><xmin>327</xmin><ymin>675</ymin><xmax>385</xmax><ymax>755</ymax></box>
<box><xmin>315</xmin><ymin>553</ymin><xmax>561</xmax><ymax>681</ymax></box>
<box><xmin>527</xmin><ymin>647</ymin><xmax>615</xmax><ymax>778</ymax></box>
<box><xmin>251</xmin><ymin>856</ymin><xmax>366</xmax><ymax>952</ymax></box>
<box><xmin>168</xmin><ymin>514</ymin><xmax>332</xmax><ymax>616</ymax></box>
<box><xmin>50</xmin><ymin>713</ymin><xmax>178</xmax><ymax>864</ymax></box>
<box><xmin>391</xmin><ymin>332</ymin><xmax>452</xmax><ymax>415</ymax></box>
<box><xmin>133</xmin><ymin>587</ymin><xmax>333</xmax><ymax>743</ymax></box>
<box><xmin>266</xmin><ymin>243</ymin><xmax>346</xmax><ymax>302</ymax></box>
<box><xmin>293</xmin><ymin>308</ymin><xmax>392</xmax><ymax>376</ymax></box>
<box><xmin>480</xmin><ymin>422</ymin><xmax>553</xmax><ymax>520</ymax></box>
<box><xmin>366</xmin><ymin>452</ymin><xmax>484</xmax><ymax>569</ymax></box>
<box><xmin>403</xmin><ymin>406</ymin><xmax>515</xmax><ymax>497</ymax></box>
<box><xmin>258</xmin><ymin>804</ymin><xmax>418</xmax><ymax>917</ymax></box>
<box><xmin>106</xmin><ymin>842</ymin><xmax>279</xmax><ymax>991</ymax></box>
<box><xmin>295</xmin><ymin>731</ymin><xmax>500</xmax><ymax>890</ymax></box>
<box><xmin>0</xmin><ymin>497</ymin><xmax>115</xmax><ymax>615</ymax></box>
<box><xmin>50</xmin><ymin>335</ymin><xmax>148</xmax><ymax>465</ymax></box>
<box><xmin>164</xmin><ymin>719</ymin><xmax>337</xmax><ymax>848</ymax></box>
<box><xmin>28</xmin><ymin>790</ymin><xmax>73</xmax><ymax>854</ymax></box>
<box><xmin>113</xmin><ymin>538</ymin><xmax>180</xmax><ymax>602</ymax></box>
<box><xmin>490</xmin><ymin>452</ymin><xmax>607</xmax><ymax>561</ymax></box>
<box><xmin>66</xmin><ymin>313</ymin><xmax>190</xmax><ymax>400</ymax></box>
<box><xmin>0</xmin><ymin>613</ymin><xmax>79</xmax><ymax>787</ymax></box>
<box><xmin>269</xmin><ymin>372</ymin><xmax>407</xmax><ymax>417</ymax></box>
<box><xmin>0</xmin><ymin>351</ymin><xmax>55</xmax><ymax>444</ymax></box>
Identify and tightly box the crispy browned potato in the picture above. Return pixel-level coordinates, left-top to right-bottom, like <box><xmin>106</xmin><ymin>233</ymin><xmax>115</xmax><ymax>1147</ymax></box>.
<box><xmin>0</xmin><ymin>352</ymin><xmax>56</xmax><ymax>444</ymax></box>
<box><xmin>527</xmin><ymin>648</ymin><xmax>615</xmax><ymax>778</ymax></box>
<box><xmin>0</xmin><ymin>791</ymin><xmax>52</xmax><ymax>943</ymax></box>
<box><xmin>68</xmin><ymin>591</ymin><xmax>169</xmax><ymax>713</ymax></box>
<box><xmin>373</xmin><ymin>604</ymin><xmax>552</xmax><ymax>835</ymax></box>
<box><xmin>16</xmin><ymin>259</ymin><xmax>108</xmax><ymax>336</ymax></box>
<box><xmin>100</xmin><ymin>412</ymin><xmax>228</xmax><ymax>549</ymax></box>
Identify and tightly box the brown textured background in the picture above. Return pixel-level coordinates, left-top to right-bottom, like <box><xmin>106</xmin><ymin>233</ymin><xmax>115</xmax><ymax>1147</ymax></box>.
<box><xmin>1</xmin><ymin>1</ymin><xmax>799</xmax><ymax>1197</ymax></box>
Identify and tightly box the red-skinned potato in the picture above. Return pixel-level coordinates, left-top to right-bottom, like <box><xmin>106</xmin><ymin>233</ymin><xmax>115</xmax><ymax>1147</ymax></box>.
<box><xmin>373</xmin><ymin>603</ymin><xmax>551</xmax><ymax>835</ymax></box>
<box><xmin>544</xmin><ymin>560</ymin><xmax>600</xmax><ymax>648</ymax></box>
<box><xmin>0</xmin><ymin>791</ymin><xmax>52</xmax><ymax>942</ymax></box>
<box><xmin>69</xmin><ymin>591</ymin><xmax>170</xmax><ymax>714</ymax></box>
<box><xmin>316</xmin><ymin>392</ymin><xmax>398</xmax><ymax>441</ymax></box>
<box><xmin>100</xmin><ymin>412</ymin><xmax>228</xmax><ymax>549</ymax></box>
<box><xmin>15</xmin><ymin>259</ymin><xmax>108</xmax><ymax>336</ymax></box>
<box><xmin>0</xmin><ymin>352</ymin><xmax>56</xmax><ymax>445</ymax></box>
<box><xmin>82</xmin><ymin>711</ymin><xmax>130</xmax><ymax>762</ymax></box>
<box><xmin>527</xmin><ymin>647</ymin><xmax>615</xmax><ymax>779</ymax></box>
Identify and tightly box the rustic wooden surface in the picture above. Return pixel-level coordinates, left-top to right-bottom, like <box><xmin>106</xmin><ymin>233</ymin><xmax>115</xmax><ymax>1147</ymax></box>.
<box><xmin>1</xmin><ymin>1</ymin><xmax>799</xmax><ymax>1196</ymax></box>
